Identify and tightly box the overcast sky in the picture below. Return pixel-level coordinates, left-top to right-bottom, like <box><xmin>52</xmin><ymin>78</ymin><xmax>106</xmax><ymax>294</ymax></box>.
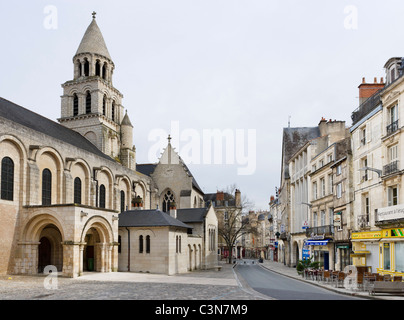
<box><xmin>1</xmin><ymin>1</ymin><xmax>403</xmax><ymax>211</ymax></box>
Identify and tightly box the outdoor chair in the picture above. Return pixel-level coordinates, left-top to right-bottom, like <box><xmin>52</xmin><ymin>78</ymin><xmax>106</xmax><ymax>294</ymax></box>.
<box><xmin>322</xmin><ymin>270</ymin><xmax>331</xmax><ymax>284</ymax></box>
<box><xmin>334</xmin><ymin>272</ymin><xmax>346</xmax><ymax>288</ymax></box>
<box><xmin>383</xmin><ymin>274</ymin><xmax>392</xmax><ymax>282</ymax></box>
<box><xmin>376</xmin><ymin>274</ymin><xmax>384</xmax><ymax>281</ymax></box>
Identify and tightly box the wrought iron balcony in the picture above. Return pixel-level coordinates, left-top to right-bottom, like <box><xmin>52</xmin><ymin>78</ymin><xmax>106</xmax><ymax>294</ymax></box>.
<box><xmin>351</xmin><ymin>91</ymin><xmax>382</xmax><ymax>126</ymax></box>
<box><xmin>383</xmin><ymin>160</ymin><xmax>399</xmax><ymax>176</ymax></box>
<box><xmin>386</xmin><ymin>120</ymin><xmax>399</xmax><ymax>136</ymax></box>
<box><xmin>305</xmin><ymin>225</ymin><xmax>333</xmax><ymax>237</ymax></box>
<box><xmin>357</xmin><ymin>214</ymin><xmax>370</xmax><ymax>229</ymax></box>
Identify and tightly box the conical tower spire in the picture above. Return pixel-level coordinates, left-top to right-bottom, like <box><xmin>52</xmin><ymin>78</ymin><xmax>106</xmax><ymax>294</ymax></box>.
<box><xmin>75</xmin><ymin>13</ymin><xmax>112</xmax><ymax>61</ymax></box>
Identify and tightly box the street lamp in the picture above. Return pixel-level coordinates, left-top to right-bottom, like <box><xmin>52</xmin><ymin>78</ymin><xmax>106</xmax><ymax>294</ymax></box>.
<box><xmin>359</xmin><ymin>166</ymin><xmax>382</xmax><ymax>178</ymax></box>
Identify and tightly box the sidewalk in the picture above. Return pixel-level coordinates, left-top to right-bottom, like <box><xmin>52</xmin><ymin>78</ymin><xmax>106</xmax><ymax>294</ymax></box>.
<box><xmin>259</xmin><ymin>259</ymin><xmax>404</xmax><ymax>300</ymax></box>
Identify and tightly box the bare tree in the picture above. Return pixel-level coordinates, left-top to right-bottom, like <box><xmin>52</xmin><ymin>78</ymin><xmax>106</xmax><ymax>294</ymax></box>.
<box><xmin>216</xmin><ymin>184</ymin><xmax>257</xmax><ymax>264</ymax></box>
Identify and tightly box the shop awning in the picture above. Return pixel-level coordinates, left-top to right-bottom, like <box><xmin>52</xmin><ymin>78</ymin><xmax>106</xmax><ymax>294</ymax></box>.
<box><xmin>305</xmin><ymin>239</ymin><xmax>329</xmax><ymax>246</ymax></box>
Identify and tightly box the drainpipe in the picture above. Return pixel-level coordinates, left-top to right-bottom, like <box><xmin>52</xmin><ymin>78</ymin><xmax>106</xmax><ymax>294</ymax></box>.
<box><xmin>126</xmin><ymin>227</ymin><xmax>130</xmax><ymax>271</ymax></box>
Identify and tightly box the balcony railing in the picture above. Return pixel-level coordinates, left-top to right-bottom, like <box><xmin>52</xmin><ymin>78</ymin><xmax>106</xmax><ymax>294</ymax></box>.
<box><xmin>357</xmin><ymin>214</ymin><xmax>370</xmax><ymax>228</ymax></box>
<box><xmin>305</xmin><ymin>225</ymin><xmax>333</xmax><ymax>237</ymax></box>
<box><xmin>383</xmin><ymin>160</ymin><xmax>399</xmax><ymax>176</ymax></box>
<box><xmin>386</xmin><ymin>120</ymin><xmax>399</xmax><ymax>136</ymax></box>
<box><xmin>351</xmin><ymin>91</ymin><xmax>382</xmax><ymax>125</ymax></box>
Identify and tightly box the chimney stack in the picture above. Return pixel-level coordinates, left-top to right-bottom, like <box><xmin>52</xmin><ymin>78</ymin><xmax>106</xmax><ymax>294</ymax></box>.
<box><xmin>235</xmin><ymin>189</ymin><xmax>241</xmax><ymax>207</ymax></box>
<box><xmin>358</xmin><ymin>77</ymin><xmax>385</xmax><ymax>105</ymax></box>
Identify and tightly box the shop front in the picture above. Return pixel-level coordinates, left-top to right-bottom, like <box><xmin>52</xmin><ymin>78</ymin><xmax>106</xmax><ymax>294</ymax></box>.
<box><xmin>351</xmin><ymin>228</ymin><xmax>404</xmax><ymax>276</ymax></box>
<box><xmin>304</xmin><ymin>239</ymin><xmax>334</xmax><ymax>270</ymax></box>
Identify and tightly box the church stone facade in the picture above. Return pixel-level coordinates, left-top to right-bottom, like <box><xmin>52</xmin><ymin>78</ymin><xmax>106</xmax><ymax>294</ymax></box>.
<box><xmin>0</xmin><ymin>15</ymin><xmax>218</xmax><ymax>278</ymax></box>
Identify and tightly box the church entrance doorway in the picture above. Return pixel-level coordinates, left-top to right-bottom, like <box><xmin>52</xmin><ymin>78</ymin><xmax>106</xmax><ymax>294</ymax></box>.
<box><xmin>38</xmin><ymin>237</ymin><xmax>51</xmax><ymax>273</ymax></box>
<box><xmin>83</xmin><ymin>229</ymin><xmax>99</xmax><ymax>272</ymax></box>
<box><xmin>37</xmin><ymin>224</ymin><xmax>63</xmax><ymax>273</ymax></box>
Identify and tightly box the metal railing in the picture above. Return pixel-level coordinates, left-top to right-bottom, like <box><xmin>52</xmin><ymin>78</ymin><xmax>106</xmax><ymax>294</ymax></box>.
<box><xmin>305</xmin><ymin>225</ymin><xmax>333</xmax><ymax>237</ymax></box>
<box><xmin>351</xmin><ymin>92</ymin><xmax>382</xmax><ymax>125</ymax></box>
<box><xmin>357</xmin><ymin>214</ymin><xmax>370</xmax><ymax>228</ymax></box>
<box><xmin>386</xmin><ymin>120</ymin><xmax>399</xmax><ymax>136</ymax></box>
<box><xmin>383</xmin><ymin>160</ymin><xmax>399</xmax><ymax>176</ymax></box>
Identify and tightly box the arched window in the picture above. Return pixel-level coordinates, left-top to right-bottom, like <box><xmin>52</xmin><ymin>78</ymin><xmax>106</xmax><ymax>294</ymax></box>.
<box><xmin>1</xmin><ymin>157</ymin><xmax>14</xmax><ymax>201</ymax></box>
<box><xmin>73</xmin><ymin>94</ymin><xmax>79</xmax><ymax>116</ymax></box>
<box><xmin>102</xmin><ymin>63</ymin><xmax>107</xmax><ymax>80</ymax></box>
<box><xmin>77</xmin><ymin>60</ymin><xmax>82</xmax><ymax>77</ymax></box>
<box><xmin>179</xmin><ymin>236</ymin><xmax>181</xmax><ymax>253</ymax></box>
<box><xmin>74</xmin><ymin>177</ymin><xmax>82</xmax><ymax>205</ymax></box>
<box><xmin>84</xmin><ymin>59</ymin><xmax>89</xmax><ymax>76</ymax></box>
<box><xmin>42</xmin><ymin>169</ymin><xmax>52</xmax><ymax>205</ymax></box>
<box><xmin>99</xmin><ymin>184</ymin><xmax>106</xmax><ymax>208</ymax></box>
<box><xmin>102</xmin><ymin>95</ymin><xmax>106</xmax><ymax>116</ymax></box>
<box><xmin>111</xmin><ymin>101</ymin><xmax>115</xmax><ymax>121</ymax></box>
<box><xmin>176</xmin><ymin>236</ymin><xmax>178</xmax><ymax>253</ymax></box>
<box><xmin>86</xmin><ymin>91</ymin><xmax>91</xmax><ymax>114</ymax></box>
<box><xmin>146</xmin><ymin>235</ymin><xmax>151</xmax><ymax>253</ymax></box>
<box><xmin>139</xmin><ymin>235</ymin><xmax>143</xmax><ymax>253</ymax></box>
<box><xmin>120</xmin><ymin>190</ymin><xmax>125</xmax><ymax>212</ymax></box>
<box><xmin>162</xmin><ymin>190</ymin><xmax>175</xmax><ymax>213</ymax></box>
<box><xmin>95</xmin><ymin>60</ymin><xmax>101</xmax><ymax>77</ymax></box>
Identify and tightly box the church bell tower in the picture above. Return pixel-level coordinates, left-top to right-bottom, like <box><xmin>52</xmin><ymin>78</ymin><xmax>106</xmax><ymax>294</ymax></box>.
<box><xmin>59</xmin><ymin>13</ymin><xmax>136</xmax><ymax>170</ymax></box>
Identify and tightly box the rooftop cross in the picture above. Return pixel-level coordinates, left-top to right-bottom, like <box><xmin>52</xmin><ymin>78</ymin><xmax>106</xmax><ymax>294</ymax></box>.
<box><xmin>167</xmin><ymin>134</ymin><xmax>172</xmax><ymax>143</ymax></box>
<box><xmin>92</xmin><ymin>11</ymin><xmax>97</xmax><ymax>19</ymax></box>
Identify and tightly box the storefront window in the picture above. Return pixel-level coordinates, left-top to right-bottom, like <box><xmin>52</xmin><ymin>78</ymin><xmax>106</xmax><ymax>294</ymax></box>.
<box><xmin>383</xmin><ymin>243</ymin><xmax>390</xmax><ymax>270</ymax></box>
<box><xmin>395</xmin><ymin>243</ymin><xmax>404</xmax><ymax>273</ymax></box>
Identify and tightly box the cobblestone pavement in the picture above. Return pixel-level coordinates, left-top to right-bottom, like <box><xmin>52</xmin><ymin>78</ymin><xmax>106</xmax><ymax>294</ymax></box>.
<box><xmin>0</xmin><ymin>262</ymin><xmax>269</xmax><ymax>300</ymax></box>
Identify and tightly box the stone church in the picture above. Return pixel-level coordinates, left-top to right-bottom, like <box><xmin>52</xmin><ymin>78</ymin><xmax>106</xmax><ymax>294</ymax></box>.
<box><xmin>0</xmin><ymin>15</ymin><xmax>218</xmax><ymax>277</ymax></box>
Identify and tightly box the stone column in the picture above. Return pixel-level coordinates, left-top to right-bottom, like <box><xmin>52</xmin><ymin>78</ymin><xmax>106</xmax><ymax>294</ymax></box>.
<box><xmin>79</xmin><ymin>244</ymin><xmax>85</xmax><ymax>276</ymax></box>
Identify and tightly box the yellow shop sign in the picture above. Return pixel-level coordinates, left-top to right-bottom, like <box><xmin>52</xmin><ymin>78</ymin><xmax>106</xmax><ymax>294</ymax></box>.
<box><xmin>351</xmin><ymin>231</ymin><xmax>382</xmax><ymax>240</ymax></box>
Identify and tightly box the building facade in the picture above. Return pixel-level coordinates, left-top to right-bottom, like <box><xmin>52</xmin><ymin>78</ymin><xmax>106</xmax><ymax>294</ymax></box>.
<box><xmin>0</xmin><ymin>15</ymin><xmax>219</xmax><ymax>277</ymax></box>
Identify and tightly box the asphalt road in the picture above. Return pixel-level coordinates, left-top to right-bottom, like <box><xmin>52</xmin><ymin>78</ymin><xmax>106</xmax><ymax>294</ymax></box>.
<box><xmin>235</xmin><ymin>262</ymin><xmax>364</xmax><ymax>300</ymax></box>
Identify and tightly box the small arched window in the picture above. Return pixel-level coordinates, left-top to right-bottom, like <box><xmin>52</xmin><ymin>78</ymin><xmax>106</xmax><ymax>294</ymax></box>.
<box><xmin>84</xmin><ymin>59</ymin><xmax>89</xmax><ymax>76</ymax></box>
<box><xmin>1</xmin><ymin>157</ymin><xmax>14</xmax><ymax>201</ymax></box>
<box><xmin>73</xmin><ymin>94</ymin><xmax>79</xmax><ymax>116</ymax></box>
<box><xmin>146</xmin><ymin>235</ymin><xmax>151</xmax><ymax>253</ymax></box>
<box><xmin>74</xmin><ymin>177</ymin><xmax>82</xmax><ymax>205</ymax></box>
<box><xmin>102</xmin><ymin>95</ymin><xmax>107</xmax><ymax>116</ymax></box>
<box><xmin>95</xmin><ymin>60</ymin><xmax>101</xmax><ymax>77</ymax></box>
<box><xmin>102</xmin><ymin>63</ymin><xmax>107</xmax><ymax>80</ymax></box>
<box><xmin>77</xmin><ymin>60</ymin><xmax>82</xmax><ymax>77</ymax></box>
<box><xmin>139</xmin><ymin>235</ymin><xmax>143</xmax><ymax>253</ymax></box>
<box><xmin>42</xmin><ymin>169</ymin><xmax>52</xmax><ymax>205</ymax></box>
<box><xmin>111</xmin><ymin>101</ymin><xmax>115</xmax><ymax>121</ymax></box>
<box><xmin>99</xmin><ymin>184</ymin><xmax>106</xmax><ymax>208</ymax></box>
<box><xmin>120</xmin><ymin>190</ymin><xmax>125</xmax><ymax>212</ymax></box>
<box><xmin>86</xmin><ymin>91</ymin><xmax>91</xmax><ymax>114</ymax></box>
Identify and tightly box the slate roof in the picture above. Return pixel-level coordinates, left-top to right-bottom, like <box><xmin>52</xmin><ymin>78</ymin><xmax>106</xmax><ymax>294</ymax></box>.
<box><xmin>281</xmin><ymin>127</ymin><xmax>321</xmax><ymax>178</ymax></box>
<box><xmin>136</xmin><ymin>164</ymin><xmax>157</xmax><ymax>176</ymax></box>
<box><xmin>0</xmin><ymin>97</ymin><xmax>113</xmax><ymax>162</ymax></box>
<box><xmin>136</xmin><ymin>162</ymin><xmax>204</xmax><ymax>195</ymax></box>
<box><xmin>176</xmin><ymin>208</ymin><xmax>209</xmax><ymax>223</ymax></box>
<box><xmin>118</xmin><ymin>209</ymin><xmax>192</xmax><ymax>229</ymax></box>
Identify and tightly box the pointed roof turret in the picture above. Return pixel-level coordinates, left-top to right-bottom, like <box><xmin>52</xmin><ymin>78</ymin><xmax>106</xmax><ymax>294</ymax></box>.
<box><xmin>75</xmin><ymin>13</ymin><xmax>112</xmax><ymax>61</ymax></box>
<box><xmin>121</xmin><ymin>110</ymin><xmax>133</xmax><ymax>127</ymax></box>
